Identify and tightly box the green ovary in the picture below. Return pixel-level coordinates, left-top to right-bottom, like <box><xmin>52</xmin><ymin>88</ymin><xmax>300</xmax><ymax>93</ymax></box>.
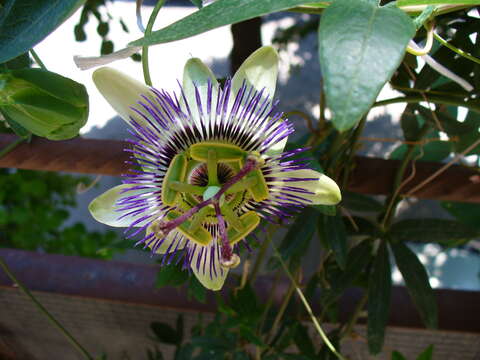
<box><xmin>160</xmin><ymin>142</ymin><xmax>267</xmax><ymax>246</ymax></box>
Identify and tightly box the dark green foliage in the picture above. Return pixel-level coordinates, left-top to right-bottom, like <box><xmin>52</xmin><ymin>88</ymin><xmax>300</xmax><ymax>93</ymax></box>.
<box><xmin>391</xmin><ymin>242</ymin><xmax>438</xmax><ymax>329</ymax></box>
<box><xmin>0</xmin><ymin>168</ymin><xmax>122</xmax><ymax>259</ymax></box>
<box><xmin>155</xmin><ymin>262</ymin><xmax>189</xmax><ymax>288</ymax></box>
<box><xmin>0</xmin><ymin>0</ymin><xmax>83</xmax><ymax>63</ymax></box>
<box><xmin>319</xmin><ymin>213</ymin><xmax>348</xmax><ymax>269</ymax></box>
<box><xmin>367</xmin><ymin>241</ymin><xmax>391</xmax><ymax>354</ymax></box>
<box><xmin>389</xmin><ymin>218</ymin><xmax>479</xmax><ymax>246</ymax></box>
<box><xmin>341</xmin><ymin>191</ymin><xmax>383</xmax><ymax>213</ymax></box>
<box><xmin>276</xmin><ymin>207</ymin><xmax>318</xmax><ymax>269</ymax></box>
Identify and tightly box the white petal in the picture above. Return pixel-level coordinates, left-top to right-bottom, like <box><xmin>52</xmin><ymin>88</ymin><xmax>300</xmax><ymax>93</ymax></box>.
<box><xmin>265</xmin><ymin>134</ymin><xmax>288</xmax><ymax>157</ymax></box>
<box><xmin>92</xmin><ymin>67</ymin><xmax>153</xmax><ymax>128</ymax></box>
<box><xmin>270</xmin><ymin>169</ymin><xmax>341</xmax><ymax>205</ymax></box>
<box><xmin>232</xmin><ymin>46</ymin><xmax>279</xmax><ymax>100</ymax></box>
<box><xmin>88</xmin><ymin>184</ymin><xmax>155</xmax><ymax>227</ymax></box>
<box><xmin>145</xmin><ymin>228</ymin><xmax>186</xmax><ymax>254</ymax></box>
<box><xmin>182</xmin><ymin>58</ymin><xmax>219</xmax><ymax>125</ymax></box>
<box><xmin>190</xmin><ymin>242</ymin><xmax>228</xmax><ymax>291</ymax></box>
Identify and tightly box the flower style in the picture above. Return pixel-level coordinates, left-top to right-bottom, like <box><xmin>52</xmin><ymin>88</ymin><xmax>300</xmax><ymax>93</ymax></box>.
<box><xmin>89</xmin><ymin>47</ymin><xmax>341</xmax><ymax>290</ymax></box>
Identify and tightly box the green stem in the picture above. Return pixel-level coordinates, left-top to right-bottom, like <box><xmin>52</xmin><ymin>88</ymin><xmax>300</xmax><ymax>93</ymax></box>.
<box><xmin>265</xmin><ymin>274</ymin><xmax>296</xmax><ymax>345</ymax></box>
<box><xmin>30</xmin><ymin>49</ymin><xmax>47</xmax><ymax>70</ymax></box>
<box><xmin>381</xmin><ymin>123</ymin><xmax>431</xmax><ymax>229</ymax></box>
<box><xmin>0</xmin><ymin>136</ymin><xmax>27</xmax><ymax>159</ymax></box>
<box><xmin>434</xmin><ymin>32</ymin><xmax>480</xmax><ymax>65</ymax></box>
<box><xmin>258</xmin><ymin>269</ymin><xmax>281</xmax><ymax>335</ymax></box>
<box><xmin>271</xmin><ymin>243</ymin><xmax>346</xmax><ymax>360</ymax></box>
<box><xmin>142</xmin><ymin>0</ymin><xmax>165</xmax><ymax>86</ymax></box>
<box><xmin>373</xmin><ymin>95</ymin><xmax>480</xmax><ymax>113</ymax></box>
<box><xmin>249</xmin><ymin>225</ymin><xmax>275</xmax><ymax>283</ymax></box>
<box><xmin>341</xmin><ymin>116</ymin><xmax>367</xmax><ymax>189</ymax></box>
<box><xmin>0</xmin><ymin>257</ymin><xmax>94</xmax><ymax>360</ymax></box>
<box><xmin>340</xmin><ymin>293</ymin><xmax>368</xmax><ymax>338</ymax></box>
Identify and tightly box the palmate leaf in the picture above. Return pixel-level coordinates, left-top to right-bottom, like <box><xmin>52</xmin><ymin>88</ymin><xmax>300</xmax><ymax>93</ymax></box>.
<box><xmin>130</xmin><ymin>0</ymin><xmax>315</xmax><ymax>47</ymax></box>
<box><xmin>0</xmin><ymin>0</ymin><xmax>84</xmax><ymax>63</ymax></box>
<box><xmin>318</xmin><ymin>0</ymin><xmax>415</xmax><ymax>131</ymax></box>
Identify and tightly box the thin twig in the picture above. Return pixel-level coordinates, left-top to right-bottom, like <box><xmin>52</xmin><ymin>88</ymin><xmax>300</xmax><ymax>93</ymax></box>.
<box><xmin>406</xmin><ymin>137</ymin><xmax>480</xmax><ymax>197</ymax></box>
<box><xmin>271</xmin><ymin>243</ymin><xmax>346</xmax><ymax>360</ymax></box>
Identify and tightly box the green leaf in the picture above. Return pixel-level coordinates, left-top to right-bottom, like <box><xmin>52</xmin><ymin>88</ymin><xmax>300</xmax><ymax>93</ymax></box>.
<box><xmin>278</xmin><ymin>207</ymin><xmax>318</xmax><ymax>268</ymax></box>
<box><xmin>398</xmin><ymin>0</ymin><xmax>480</xmax><ymax>5</ymax></box>
<box><xmin>190</xmin><ymin>0</ymin><xmax>203</xmax><ymax>8</ymax></box>
<box><xmin>389</xmin><ymin>218</ymin><xmax>479</xmax><ymax>246</ymax></box>
<box><xmin>367</xmin><ymin>241</ymin><xmax>391</xmax><ymax>355</ymax></box>
<box><xmin>230</xmin><ymin>283</ymin><xmax>262</xmax><ymax>320</ymax></box>
<box><xmin>312</xmin><ymin>204</ymin><xmax>336</xmax><ymax>216</ymax></box>
<box><xmin>130</xmin><ymin>0</ymin><xmax>315</xmax><ymax>47</ymax></box>
<box><xmin>0</xmin><ymin>69</ymin><xmax>88</xmax><ymax>140</ymax></box>
<box><xmin>151</xmin><ymin>322</ymin><xmax>181</xmax><ymax>345</ymax></box>
<box><xmin>188</xmin><ymin>276</ymin><xmax>207</xmax><ymax>303</ymax></box>
<box><xmin>321</xmin><ymin>240</ymin><xmax>372</xmax><ymax>305</ymax></box>
<box><xmin>293</xmin><ymin>324</ymin><xmax>316</xmax><ymax>357</ymax></box>
<box><xmin>441</xmin><ymin>201</ymin><xmax>480</xmax><ymax>230</ymax></box>
<box><xmin>391</xmin><ymin>242</ymin><xmax>438</xmax><ymax>329</ymax></box>
<box><xmin>2</xmin><ymin>52</ymin><xmax>31</xmax><ymax>70</ymax></box>
<box><xmin>318</xmin><ymin>0</ymin><xmax>415</xmax><ymax>131</ymax></box>
<box><xmin>155</xmin><ymin>263</ymin><xmax>189</xmax><ymax>288</ymax></box>
<box><xmin>392</xmin><ymin>351</ymin><xmax>407</xmax><ymax>360</ymax></box>
<box><xmin>319</xmin><ymin>213</ymin><xmax>348</xmax><ymax>269</ymax></box>
<box><xmin>0</xmin><ymin>0</ymin><xmax>84</xmax><ymax>63</ymax></box>
<box><xmin>344</xmin><ymin>216</ymin><xmax>378</xmax><ymax>238</ymax></box>
<box><xmin>342</xmin><ymin>191</ymin><xmax>383</xmax><ymax>213</ymax></box>
<box><xmin>416</xmin><ymin>345</ymin><xmax>434</xmax><ymax>360</ymax></box>
<box><xmin>1</xmin><ymin>109</ymin><xmax>30</xmax><ymax>138</ymax></box>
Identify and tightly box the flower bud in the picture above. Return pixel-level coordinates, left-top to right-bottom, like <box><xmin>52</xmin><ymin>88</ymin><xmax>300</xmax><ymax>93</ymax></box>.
<box><xmin>0</xmin><ymin>68</ymin><xmax>88</xmax><ymax>140</ymax></box>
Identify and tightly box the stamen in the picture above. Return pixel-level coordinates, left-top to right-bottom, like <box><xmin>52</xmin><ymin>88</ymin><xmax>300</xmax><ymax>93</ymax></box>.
<box><xmin>207</xmin><ymin>149</ymin><xmax>218</xmax><ymax>185</ymax></box>
<box><xmin>158</xmin><ymin>154</ymin><xmax>263</xmax><ymax>236</ymax></box>
<box><xmin>214</xmin><ymin>201</ymin><xmax>240</xmax><ymax>269</ymax></box>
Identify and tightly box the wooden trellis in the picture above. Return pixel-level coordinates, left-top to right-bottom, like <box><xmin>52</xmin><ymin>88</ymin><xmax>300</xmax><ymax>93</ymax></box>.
<box><xmin>0</xmin><ymin>133</ymin><xmax>479</xmax><ymax>203</ymax></box>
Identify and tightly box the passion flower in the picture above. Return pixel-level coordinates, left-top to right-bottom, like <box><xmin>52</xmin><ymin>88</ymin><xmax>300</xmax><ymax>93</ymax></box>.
<box><xmin>89</xmin><ymin>47</ymin><xmax>341</xmax><ymax>290</ymax></box>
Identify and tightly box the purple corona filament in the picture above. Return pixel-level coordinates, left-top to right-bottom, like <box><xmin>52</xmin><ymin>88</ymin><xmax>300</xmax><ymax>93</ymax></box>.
<box><xmin>116</xmin><ymin>78</ymin><xmax>318</xmax><ymax>284</ymax></box>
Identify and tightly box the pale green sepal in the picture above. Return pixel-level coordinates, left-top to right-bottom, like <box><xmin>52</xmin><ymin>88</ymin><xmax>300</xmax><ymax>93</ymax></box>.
<box><xmin>293</xmin><ymin>169</ymin><xmax>341</xmax><ymax>205</ymax></box>
<box><xmin>92</xmin><ymin>67</ymin><xmax>153</xmax><ymax>128</ymax></box>
<box><xmin>231</xmin><ymin>46</ymin><xmax>279</xmax><ymax>100</ymax></box>
<box><xmin>88</xmin><ymin>184</ymin><xmax>154</xmax><ymax>227</ymax></box>
<box><xmin>191</xmin><ymin>243</ymin><xmax>228</xmax><ymax>291</ymax></box>
<box><xmin>182</xmin><ymin>58</ymin><xmax>219</xmax><ymax>123</ymax></box>
<box><xmin>271</xmin><ymin>169</ymin><xmax>342</xmax><ymax>206</ymax></box>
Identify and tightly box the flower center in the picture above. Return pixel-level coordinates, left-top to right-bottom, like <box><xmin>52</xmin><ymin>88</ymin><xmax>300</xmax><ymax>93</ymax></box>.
<box><xmin>159</xmin><ymin>142</ymin><xmax>269</xmax><ymax>266</ymax></box>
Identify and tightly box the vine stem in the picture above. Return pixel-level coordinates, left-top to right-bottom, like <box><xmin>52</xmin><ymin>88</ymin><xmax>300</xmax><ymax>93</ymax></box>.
<box><xmin>142</xmin><ymin>0</ymin><xmax>165</xmax><ymax>86</ymax></box>
<box><xmin>0</xmin><ymin>257</ymin><xmax>94</xmax><ymax>360</ymax></box>
<box><xmin>249</xmin><ymin>225</ymin><xmax>275</xmax><ymax>283</ymax></box>
<box><xmin>271</xmin><ymin>243</ymin><xmax>346</xmax><ymax>360</ymax></box>
<box><xmin>434</xmin><ymin>32</ymin><xmax>480</xmax><ymax>65</ymax></box>
<box><xmin>381</xmin><ymin>123</ymin><xmax>431</xmax><ymax>229</ymax></box>
<box><xmin>30</xmin><ymin>49</ymin><xmax>47</xmax><ymax>70</ymax></box>
<box><xmin>406</xmin><ymin>136</ymin><xmax>480</xmax><ymax>197</ymax></box>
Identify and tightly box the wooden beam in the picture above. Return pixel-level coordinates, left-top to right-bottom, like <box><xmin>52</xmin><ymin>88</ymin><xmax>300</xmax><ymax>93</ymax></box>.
<box><xmin>1</xmin><ymin>134</ymin><xmax>479</xmax><ymax>202</ymax></box>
